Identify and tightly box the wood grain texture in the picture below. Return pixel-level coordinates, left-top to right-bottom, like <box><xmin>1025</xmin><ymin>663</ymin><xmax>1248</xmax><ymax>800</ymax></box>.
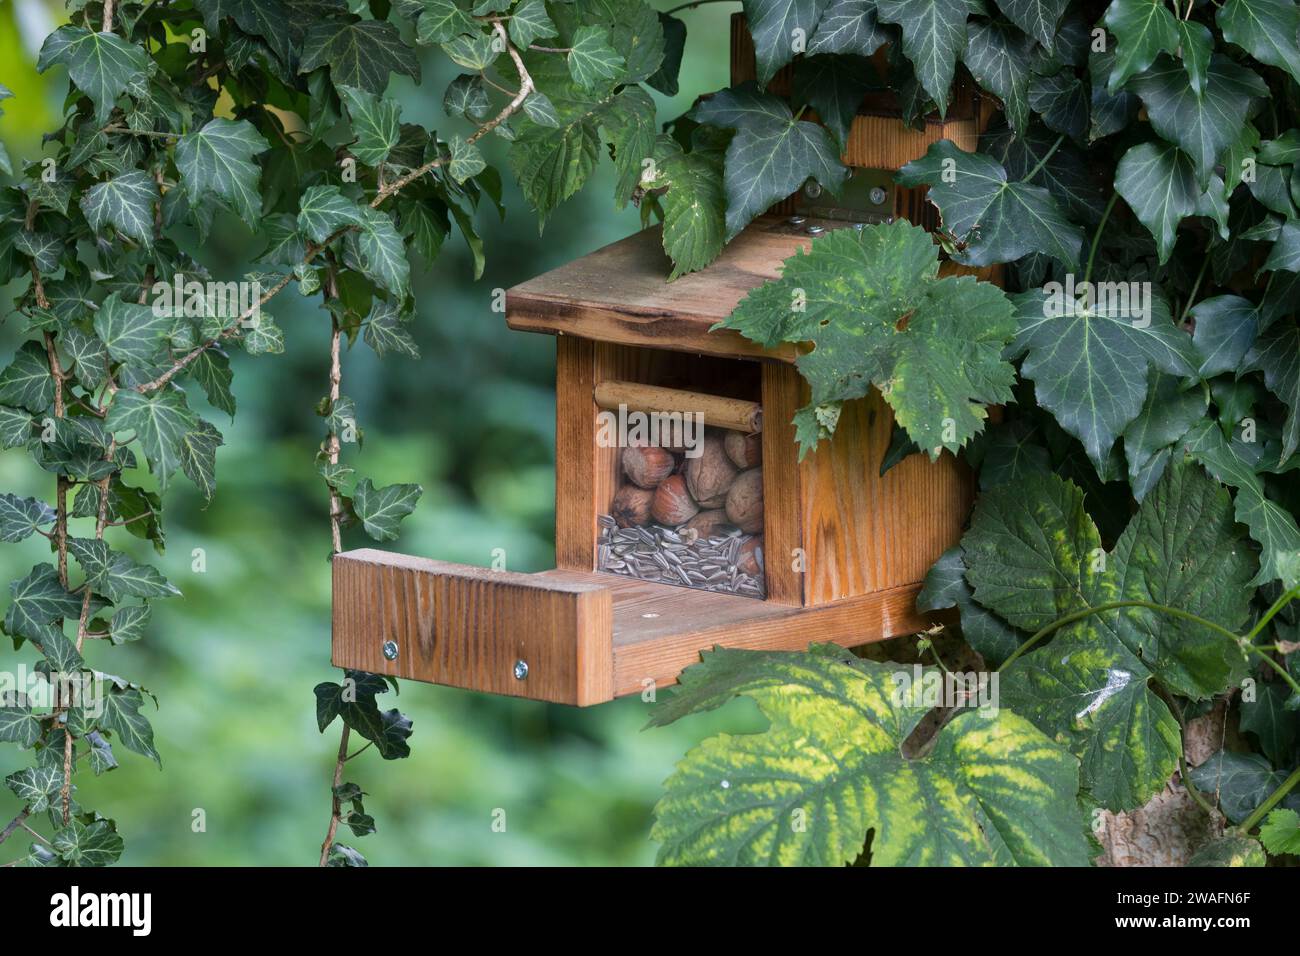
<box><xmin>332</xmin><ymin>549</ymin><xmax>614</xmax><ymax>705</ymax></box>
<box><xmin>798</xmin><ymin>389</ymin><xmax>974</xmax><ymax>604</ymax></box>
<box><xmin>595</xmin><ymin>380</ymin><xmax>763</xmax><ymax>432</ymax></box>
<box><xmin>759</xmin><ymin>361</ymin><xmax>804</xmax><ymax>607</ymax></box>
<box><xmin>539</xmin><ymin>569</ymin><xmax>930</xmax><ymax>697</ymax></box>
<box><xmin>555</xmin><ymin>336</ymin><xmax>598</xmax><ymax>572</ymax></box>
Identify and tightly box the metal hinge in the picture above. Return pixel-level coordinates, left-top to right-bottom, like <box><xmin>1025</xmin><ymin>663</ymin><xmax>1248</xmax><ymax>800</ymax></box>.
<box><xmin>793</xmin><ymin>168</ymin><xmax>895</xmax><ymax>224</ymax></box>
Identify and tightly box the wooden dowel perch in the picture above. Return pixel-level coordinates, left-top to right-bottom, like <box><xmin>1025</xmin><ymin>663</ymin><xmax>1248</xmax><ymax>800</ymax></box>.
<box><xmin>594</xmin><ymin>381</ymin><xmax>763</xmax><ymax>433</ymax></box>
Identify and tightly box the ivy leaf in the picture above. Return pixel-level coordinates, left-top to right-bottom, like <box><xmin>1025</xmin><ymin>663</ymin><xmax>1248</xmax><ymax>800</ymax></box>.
<box><xmin>0</xmin><ymin>701</ymin><xmax>42</xmax><ymax>748</ymax></box>
<box><xmin>568</xmin><ymin>25</ymin><xmax>625</xmax><ymax>90</ymax></box>
<box><xmin>507</xmin><ymin>0</ymin><xmax>557</xmax><ymax>49</ymax></box>
<box><xmin>52</xmin><ymin>816</ymin><xmax>125</xmax><ymax>866</ymax></box>
<box><xmin>299</xmin><ymin>18</ymin><xmax>421</xmax><ymax>93</ymax></box>
<box><xmin>412</xmin><ymin>0</ymin><xmax>477</xmax><ymax>44</ymax></box>
<box><xmin>1239</xmin><ymin>683</ymin><xmax>1297</xmax><ymax>766</ymax></box>
<box><xmin>808</xmin><ymin>0</ymin><xmax>888</xmax><ymax>57</ymax></box>
<box><xmin>85</xmin><ymin>731</ymin><xmax>117</xmax><ymax>775</ymax></box>
<box><xmin>443</xmin><ymin>74</ymin><xmax>490</xmax><ymax>121</ymax></box>
<box><xmin>993</xmin><ymin>0</ymin><xmax>1067</xmax><ymax>51</ymax></box>
<box><xmin>363</xmin><ymin>301</ymin><xmax>419</xmax><ymax>358</ymax></box>
<box><xmin>746</xmin><ymin>0</ymin><xmax>833</xmax><ymax>85</ymax></box>
<box><xmin>1189</xmin><ymin>751</ymin><xmax>1299</xmax><ymax>824</ymax></box>
<box><xmin>1242</xmin><ymin>323</ymin><xmax>1299</xmax><ymax>464</ymax></box>
<box><xmin>93</xmin><ymin>293</ymin><xmax>172</xmax><ymax>368</ymax></box>
<box><xmin>1216</xmin><ymin>0</ymin><xmax>1300</xmax><ymax>89</ymax></box>
<box><xmin>963</xmin><ymin>21</ymin><xmax>1035</xmax><ymax>137</ymax></box>
<box><xmin>0</xmin><ymin>341</ymin><xmax>57</xmax><ymax>413</ymax></box>
<box><xmin>344</xmin><ymin>207</ymin><xmax>410</xmax><ymax>298</ymax></box>
<box><xmin>897</xmin><ymin>139</ymin><xmax>1085</xmax><ymax>269</ymax></box>
<box><xmin>0</xmin><ymin>493</ymin><xmax>56</xmax><ymax>543</ymax></box>
<box><xmin>178</xmin><ymin>419</ymin><xmax>223</xmax><ymax>500</ymax></box>
<box><xmin>69</xmin><ymin>538</ymin><xmax>181</xmax><ymax>602</ymax></box>
<box><xmin>0</xmin><ymin>406</ymin><xmax>34</xmax><ymax>448</ymax></box>
<box><xmin>12</xmin><ymin>231</ymin><xmax>62</xmax><ymax>274</ymax></box>
<box><xmin>176</xmin><ymin>118</ymin><xmax>271</xmax><ymax>227</ymax></box>
<box><xmin>1121</xmin><ymin>373</ymin><xmax>1208</xmax><ymax>493</ymax></box>
<box><xmin>1129</xmin><ymin>55</ymin><xmax>1267</xmax><ymax>186</ymax></box>
<box><xmin>448</xmin><ymin>135</ymin><xmax>486</xmax><ymax>184</ymax></box>
<box><xmin>79</xmin><ymin>170</ymin><xmax>158</xmax><ymax>246</ymax></box>
<box><xmin>965</xmin><ymin>465</ymin><xmax>1255</xmax><ymax>807</ymax></box>
<box><xmin>1189</xmin><ymin>295</ymin><xmax>1259</xmax><ymax>378</ymax></box>
<box><xmin>5</xmin><ymin>564</ymin><xmax>81</xmax><ymax>641</ymax></box>
<box><xmin>441</xmin><ymin>32</ymin><xmax>499</xmax><ymax>71</ymax></box>
<box><xmin>980</xmin><ymin>121</ymin><xmax>1107</xmax><ymax>225</ymax></box>
<box><xmin>36</xmin><ymin>26</ymin><xmax>151</xmax><ymax>124</ymax></box>
<box><xmin>105</xmin><ymin>389</ymin><xmax>199</xmax><ymax>489</ymax></box>
<box><xmin>1114</xmin><ymin>140</ymin><xmax>1199</xmax><ymax>263</ymax></box>
<box><xmin>338</xmin><ymin>85</ymin><xmax>401</xmax><ymax>167</ymax></box>
<box><xmin>191</xmin><ymin>349</ymin><xmax>236</xmax><ymax>418</ymax></box>
<box><xmin>690</xmin><ymin>83</ymin><xmax>846</xmax><ymax>239</ymax></box>
<box><xmin>100</xmin><ymin>686</ymin><xmax>160</xmax><ymax>764</ymax></box>
<box><xmin>297</xmin><ymin>184</ymin><xmax>365</xmax><ymax>244</ymax></box>
<box><xmin>1007</xmin><ymin>281</ymin><xmax>1198</xmax><ymax>467</ymax></box>
<box><xmin>352</xmin><ymin>478</ymin><xmax>422</xmax><ymax>541</ymax></box>
<box><xmin>720</xmin><ymin>220</ymin><xmax>1016</xmax><ymax>458</ymax></box>
<box><xmin>1176</xmin><ymin>20</ymin><xmax>1213</xmax><ymax>95</ymax></box>
<box><xmin>917</xmin><ymin>547</ymin><xmax>1025</xmax><ymax>666</ymax></box>
<box><xmin>109</xmin><ymin>604</ymin><xmax>151</xmax><ymax>645</ymax></box>
<box><xmin>876</xmin><ymin>0</ymin><xmax>969</xmax><ymax>116</ymax></box>
<box><xmin>792</xmin><ymin>55</ymin><xmax>873</xmax><ymax>150</ymax></box>
<box><xmin>1183</xmin><ymin>419</ymin><xmax>1300</xmax><ymax>586</ymax></box>
<box><xmin>650</xmin><ymin>648</ymin><xmax>1091</xmax><ymax>865</ymax></box>
<box><xmin>327</xmin><ymin>843</ymin><xmax>368</xmax><ymax>866</ymax></box>
<box><xmin>5</xmin><ymin>767</ymin><xmax>64</xmax><ymax>812</ymax></box>
<box><xmin>1028</xmin><ymin>70</ymin><xmax>1088</xmax><ymax>142</ymax></box>
<box><xmin>1101</xmin><ymin>0</ymin><xmax>1180</xmax><ymax>92</ymax></box>
<box><xmin>1258</xmin><ymin>808</ymin><xmax>1300</xmax><ymax>856</ymax></box>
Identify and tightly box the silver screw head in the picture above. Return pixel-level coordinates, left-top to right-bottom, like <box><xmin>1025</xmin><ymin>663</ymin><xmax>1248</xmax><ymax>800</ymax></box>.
<box><xmin>868</xmin><ymin>186</ymin><xmax>888</xmax><ymax>206</ymax></box>
<box><xmin>787</xmin><ymin>215</ymin><xmax>806</xmax><ymax>225</ymax></box>
<box><xmin>803</xmin><ymin>179</ymin><xmax>823</xmax><ymax>199</ymax></box>
<box><xmin>513</xmin><ymin>659</ymin><xmax>529</xmax><ymax>680</ymax></box>
<box><xmin>382</xmin><ymin>640</ymin><xmax>399</xmax><ymax>661</ymax></box>
<box><xmin>806</xmin><ymin>224</ymin><xmax>825</xmax><ymax>236</ymax></box>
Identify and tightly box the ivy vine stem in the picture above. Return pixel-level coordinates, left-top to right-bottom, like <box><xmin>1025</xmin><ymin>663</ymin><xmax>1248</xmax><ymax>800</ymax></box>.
<box><xmin>1083</xmin><ymin>192</ymin><xmax>1119</xmax><ymax>286</ymax></box>
<box><xmin>1238</xmin><ymin>765</ymin><xmax>1300</xmax><ymax>832</ymax></box>
<box><xmin>1021</xmin><ymin>133</ymin><xmax>1065</xmax><ymax>182</ymax></box>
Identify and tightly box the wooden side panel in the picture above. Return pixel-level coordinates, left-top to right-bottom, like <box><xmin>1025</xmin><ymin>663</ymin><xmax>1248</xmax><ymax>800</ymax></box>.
<box><xmin>332</xmin><ymin>549</ymin><xmax>614</xmax><ymax>705</ymax></box>
<box><xmin>759</xmin><ymin>362</ymin><xmax>804</xmax><ymax>607</ymax></box>
<box><xmin>798</xmin><ymin>390</ymin><xmax>974</xmax><ymax>605</ymax></box>
<box><xmin>556</xmin><ymin>336</ymin><xmax>598</xmax><ymax>572</ymax></box>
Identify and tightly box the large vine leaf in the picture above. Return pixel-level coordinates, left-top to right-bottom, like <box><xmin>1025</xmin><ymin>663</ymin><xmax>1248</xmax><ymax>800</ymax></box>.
<box><xmin>650</xmin><ymin>647</ymin><xmax>1091</xmax><ymax>866</ymax></box>
<box><xmin>897</xmin><ymin>140</ymin><xmax>1086</xmax><ymax>269</ymax></box>
<box><xmin>1182</xmin><ymin>418</ymin><xmax>1300</xmax><ymax>586</ymax></box>
<box><xmin>175</xmin><ymin>118</ymin><xmax>271</xmax><ymax>228</ymax></box>
<box><xmin>1114</xmin><ymin>139</ymin><xmax>1200</xmax><ymax>263</ymax></box>
<box><xmin>298</xmin><ymin>18</ymin><xmax>421</xmax><ymax>93</ymax></box>
<box><xmin>745</xmin><ymin>0</ymin><xmax>833</xmax><ymax>86</ymax></box>
<box><xmin>36</xmin><ymin>26</ymin><xmax>152</xmax><ymax>124</ymax></box>
<box><xmin>876</xmin><ymin>0</ymin><xmax>970</xmax><ymax>116</ymax></box>
<box><xmin>718</xmin><ymin>220</ymin><xmax>1016</xmax><ymax>457</ymax></box>
<box><xmin>79</xmin><ymin>170</ymin><xmax>158</xmax><ymax>246</ymax></box>
<box><xmin>1128</xmin><ymin>55</ymin><xmax>1266</xmax><ymax>185</ymax></box>
<box><xmin>1006</xmin><ymin>281</ymin><xmax>1199</xmax><ymax>468</ymax></box>
<box><xmin>1216</xmin><ymin>0</ymin><xmax>1300</xmax><ymax>88</ymax></box>
<box><xmin>961</xmin><ymin>463</ymin><xmax>1256</xmax><ymax>808</ymax></box>
<box><xmin>689</xmin><ymin>83</ymin><xmax>846</xmax><ymax>239</ymax></box>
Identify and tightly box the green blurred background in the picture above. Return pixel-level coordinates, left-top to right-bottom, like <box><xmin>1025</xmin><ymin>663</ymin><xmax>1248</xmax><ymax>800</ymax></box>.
<box><xmin>0</xmin><ymin>0</ymin><xmax>762</xmax><ymax>865</ymax></box>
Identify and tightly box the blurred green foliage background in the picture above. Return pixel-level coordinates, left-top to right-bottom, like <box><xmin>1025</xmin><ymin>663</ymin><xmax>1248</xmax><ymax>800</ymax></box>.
<box><xmin>0</xmin><ymin>0</ymin><xmax>761</xmax><ymax>865</ymax></box>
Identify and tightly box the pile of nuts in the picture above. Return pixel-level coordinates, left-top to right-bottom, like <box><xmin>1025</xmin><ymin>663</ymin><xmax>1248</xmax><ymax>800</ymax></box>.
<box><xmin>598</xmin><ymin>428</ymin><xmax>765</xmax><ymax>599</ymax></box>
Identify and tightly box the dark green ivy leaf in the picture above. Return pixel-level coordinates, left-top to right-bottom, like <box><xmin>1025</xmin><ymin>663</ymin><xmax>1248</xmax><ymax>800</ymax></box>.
<box><xmin>351</xmin><ymin>478</ymin><xmax>423</xmax><ymax>541</ymax></box>
<box><xmin>299</xmin><ymin>18</ymin><xmax>421</xmax><ymax>93</ymax></box>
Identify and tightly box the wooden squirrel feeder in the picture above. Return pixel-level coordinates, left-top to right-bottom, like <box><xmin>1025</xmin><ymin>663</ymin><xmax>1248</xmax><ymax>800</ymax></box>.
<box><xmin>330</xmin><ymin>19</ymin><xmax>998</xmax><ymax>705</ymax></box>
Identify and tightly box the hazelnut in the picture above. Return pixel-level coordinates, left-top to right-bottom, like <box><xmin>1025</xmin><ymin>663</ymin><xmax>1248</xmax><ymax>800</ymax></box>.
<box><xmin>610</xmin><ymin>485</ymin><xmax>653</xmax><ymax>528</ymax></box>
<box><xmin>724</xmin><ymin>431</ymin><xmax>762</xmax><ymax>469</ymax></box>
<box><xmin>725</xmin><ymin>468</ymin><xmax>764</xmax><ymax>534</ymax></box>
<box><xmin>681</xmin><ymin>509</ymin><xmax>730</xmax><ymax>543</ymax></box>
<box><xmin>622</xmin><ymin>445</ymin><xmax>675</xmax><ymax>489</ymax></box>
<box><xmin>684</xmin><ymin>432</ymin><xmax>738</xmax><ymax>508</ymax></box>
<box><xmin>737</xmin><ymin>536</ymin><xmax>764</xmax><ymax>576</ymax></box>
<box><xmin>652</xmin><ymin>474</ymin><xmax>699</xmax><ymax>525</ymax></box>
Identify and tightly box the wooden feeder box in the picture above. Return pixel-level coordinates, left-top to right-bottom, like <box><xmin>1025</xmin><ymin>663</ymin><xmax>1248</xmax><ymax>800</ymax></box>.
<box><xmin>330</xmin><ymin>20</ymin><xmax>999</xmax><ymax>705</ymax></box>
